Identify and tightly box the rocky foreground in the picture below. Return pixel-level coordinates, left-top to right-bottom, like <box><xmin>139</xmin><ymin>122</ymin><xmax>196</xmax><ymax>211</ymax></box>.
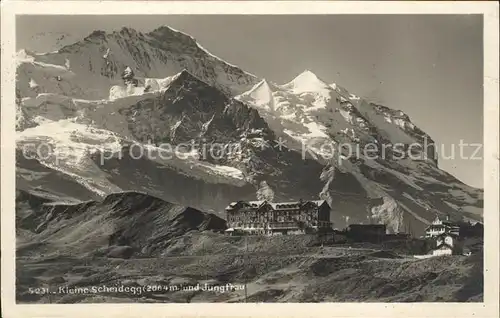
<box><xmin>16</xmin><ymin>235</ymin><xmax>483</xmax><ymax>303</ymax></box>
<box><xmin>16</xmin><ymin>191</ymin><xmax>483</xmax><ymax>303</ymax></box>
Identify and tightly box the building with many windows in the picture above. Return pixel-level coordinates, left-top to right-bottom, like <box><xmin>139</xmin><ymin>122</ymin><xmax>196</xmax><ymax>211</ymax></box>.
<box><xmin>224</xmin><ymin>200</ymin><xmax>332</xmax><ymax>235</ymax></box>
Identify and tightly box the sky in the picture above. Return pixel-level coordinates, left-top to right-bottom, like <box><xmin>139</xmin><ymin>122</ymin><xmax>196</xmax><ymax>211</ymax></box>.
<box><xmin>16</xmin><ymin>15</ymin><xmax>484</xmax><ymax>188</ymax></box>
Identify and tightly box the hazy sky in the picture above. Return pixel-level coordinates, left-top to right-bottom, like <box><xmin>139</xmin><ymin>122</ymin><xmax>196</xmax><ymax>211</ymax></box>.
<box><xmin>16</xmin><ymin>15</ymin><xmax>484</xmax><ymax>188</ymax></box>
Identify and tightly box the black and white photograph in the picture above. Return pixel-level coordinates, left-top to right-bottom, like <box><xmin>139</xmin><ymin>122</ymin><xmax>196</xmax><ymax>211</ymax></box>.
<box><xmin>1</xmin><ymin>1</ymin><xmax>499</xmax><ymax>316</ymax></box>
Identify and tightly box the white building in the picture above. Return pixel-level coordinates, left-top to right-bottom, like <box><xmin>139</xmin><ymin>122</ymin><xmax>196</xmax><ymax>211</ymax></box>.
<box><xmin>425</xmin><ymin>216</ymin><xmax>460</xmax><ymax>238</ymax></box>
<box><xmin>414</xmin><ymin>231</ymin><xmax>463</xmax><ymax>259</ymax></box>
<box><xmin>432</xmin><ymin>244</ymin><xmax>453</xmax><ymax>256</ymax></box>
<box><xmin>431</xmin><ymin>233</ymin><xmax>456</xmax><ymax>256</ymax></box>
<box><xmin>436</xmin><ymin>233</ymin><xmax>454</xmax><ymax>247</ymax></box>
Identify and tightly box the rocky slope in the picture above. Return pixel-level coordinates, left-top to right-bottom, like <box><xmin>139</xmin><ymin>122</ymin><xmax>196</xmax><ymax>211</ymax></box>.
<box><xmin>15</xmin><ymin>26</ymin><xmax>483</xmax><ymax>236</ymax></box>
<box><xmin>17</xmin><ymin>251</ymin><xmax>484</xmax><ymax>303</ymax></box>
<box><xmin>16</xmin><ymin>190</ymin><xmax>227</xmax><ymax>258</ymax></box>
<box><xmin>16</xmin><ymin>190</ymin><xmax>482</xmax><ymax>303</ymax></box>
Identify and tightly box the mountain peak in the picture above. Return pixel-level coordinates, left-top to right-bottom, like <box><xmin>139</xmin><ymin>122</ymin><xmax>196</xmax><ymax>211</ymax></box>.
<box><xmin>154</xmin><ymin>25</ymin><xmax>194</xmax><ymax>39</ymax></box>
<box><xmin>171</xmin><ymin>69</ymin><xmax>206</xmax><ymax>84</ymax></box>
<box><xmin>282</xmin><ymin>69</ymin><xmax>330</xmax><ymax>94</ymax></box>
<box><xmin>296</xmin><ymin>69</ymin><xmax>321</xmax><ymax>80</ymax></box>
<box><xmin>298</xmin><ymin>69</ymin><xmax>318</xmax><ymax>78</ymax></box>
<box><xmin>236</xmin><ymin>78</ymin><xmax>277</xmax><ymax>110</ymax></box>
<box><xmin>116</xmin><ymin>27</ymin><xmax>141</xmax><ymax>37</ymax></box>
<box><xmin>146</xmin><ymin>25</ymin><xmax>256</xmax><ymax>81</ymax></box>
<box><xmin>147</xmin><ymin>25</ymin><xmax>197</xmax><ymax>46</ymax></box>
<box><xmin>255</xmin><ymin>78</ymin><xmax>273</xmax><ymax>91</ymax></box>
<box><xmin>84</xmin><ymin>30</ymin><xmax>107</xmax><ymax>41</ymax></box>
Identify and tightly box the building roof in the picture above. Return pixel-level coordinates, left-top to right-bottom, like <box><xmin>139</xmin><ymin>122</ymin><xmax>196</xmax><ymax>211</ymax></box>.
<box><xmin>226</xmin><ymin>199</ymin><xmax>329</xmax><ymax>211</ymax></box>
<box><xmin>225</xmin><ymin>201</ymin><xmax>246</xmax><ymax>210</ymax></box>
<box><xmin>435</xmin><ymin>232</ymin><xmax>458</xmax><ymax>239</ymax></box>
<box><xmin>348</xmin><ymin>224</ymin><xmax>386</xmax><ymax>228</ymax></box>
<box><xmin>433</xmin><ymin>243</ymin><xmax>453</xmax><ymax>250</ymax></box>
<box><xmin>425</xmin><ymin>224</ymin><xmax>447</xmax><ymax>231</ymax></box>
<box><xmin>425</xmin><ymin>222</ymin><xmax>461</xmax><ymax>231</ymax></box>
<box><xmin>248</xmin><ymin>200</ymin><xmax>266</xmax><ymax>207</ymax></box>
<box><xmin>442</xmin><ymin>221</ymin><xmax>460</xmax><ymax>227</ymax></box>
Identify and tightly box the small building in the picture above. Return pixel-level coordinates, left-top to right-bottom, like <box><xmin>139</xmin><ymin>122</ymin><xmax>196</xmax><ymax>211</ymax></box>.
<box><xmin>425</xmin><ymin>216</ymin><xmax>460</xmax><ymax>238</ymax></box>
<box><xmin>436</xmin><ymin>232</ymin><xmax>455</xmax><ymax>247</ymax></box>
<box><xmin>347</xmin><ymin>224</ymin><xmax>386</xmax><ymax>236</ymax></box>
<box><xmin>347</xmin><ymin>224</ymin><xmax>386</xmax><ymax>242</ymax></box>
<box><xmin>432</xmin><ymin>243</ymin><xmax>453</xmax><ymax>256</ymax></box>
<box><xmin>225</xmin><ymin>199</ymin><xmax>332</xmax><ymax>236</ymax></box>
<box><xmin>430</xmin><ymin>233</ymin><xmax>459</xmax><ymax>256</ymax></box>
<box><xmin>415</xmin><ymin>232</ymin><xmax>464</xmax><ymax>259</ymax></box>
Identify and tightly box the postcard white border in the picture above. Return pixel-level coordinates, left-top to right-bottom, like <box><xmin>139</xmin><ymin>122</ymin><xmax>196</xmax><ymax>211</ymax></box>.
<box><xmin>1</xmin><ymin>1</ymin><xmax>499</xmax><ymax>318</ymax></box>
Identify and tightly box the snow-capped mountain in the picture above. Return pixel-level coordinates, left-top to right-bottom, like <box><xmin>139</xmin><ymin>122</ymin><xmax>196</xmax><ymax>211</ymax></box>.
<box><xmin>235</xmin><ymin>69</ymin><xmax>481</xmax><ymax>233</ymax></box>
<box><xmin>16</xmin><ymin>26</ymin><xmax>258</xmax><ymax>101</ymax></box>
<box><xmin>15</xmin><ymin>26</ymin><xmax>483</xmax><ymax>236</ymax></box>
<box><xmin>237</xmin><ymin>70</ymin><xmax>437</xmax><ymax>165</ymax></box>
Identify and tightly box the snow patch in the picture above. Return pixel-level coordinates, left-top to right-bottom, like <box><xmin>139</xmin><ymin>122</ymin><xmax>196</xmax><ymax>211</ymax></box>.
<box><xmin>109</xmin><ymin>85</ymin><xmax>146</xmax><ymax>100</ymax></box>
<box><xmin>29</xmin><ymin>79</ymin><xmax>39</xmax><ymax>88</ymax></box>
<box><xmin>349</xmin><ymin>93</ymin><xmax>360</xmax><ymax>101</ymax></box>
<box><xmin>197</xmin><ymin>163</ymin><xmax>245</xmax><ymax>181</ymax></box>
<box><xmin>17</xmin><ymin>120</ymin><xmax>124</xmax><ymax>196</ymax></box>
<box><xmin>237</xmin><ymin>79</ymin><xmax>275</xmax><ymax>110</ymax></box>
<box><xmin>282</xmin><ymin>70</ymin><xmax>331</xmax><ymax>98</ymax></box>
<box><xmin>16</xmin><ymin>49</ymin><xmax>35</xmax><ymax>64</ymax></box>
<box><xmin>303</xmin><ymin>121</ymin><xmax>329</xmax><ymax>139</ymax></box>
<box><xmin>370</xmin><ymin>196</ymin><xmax>403</xmax><ymax>233</ymax></box>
